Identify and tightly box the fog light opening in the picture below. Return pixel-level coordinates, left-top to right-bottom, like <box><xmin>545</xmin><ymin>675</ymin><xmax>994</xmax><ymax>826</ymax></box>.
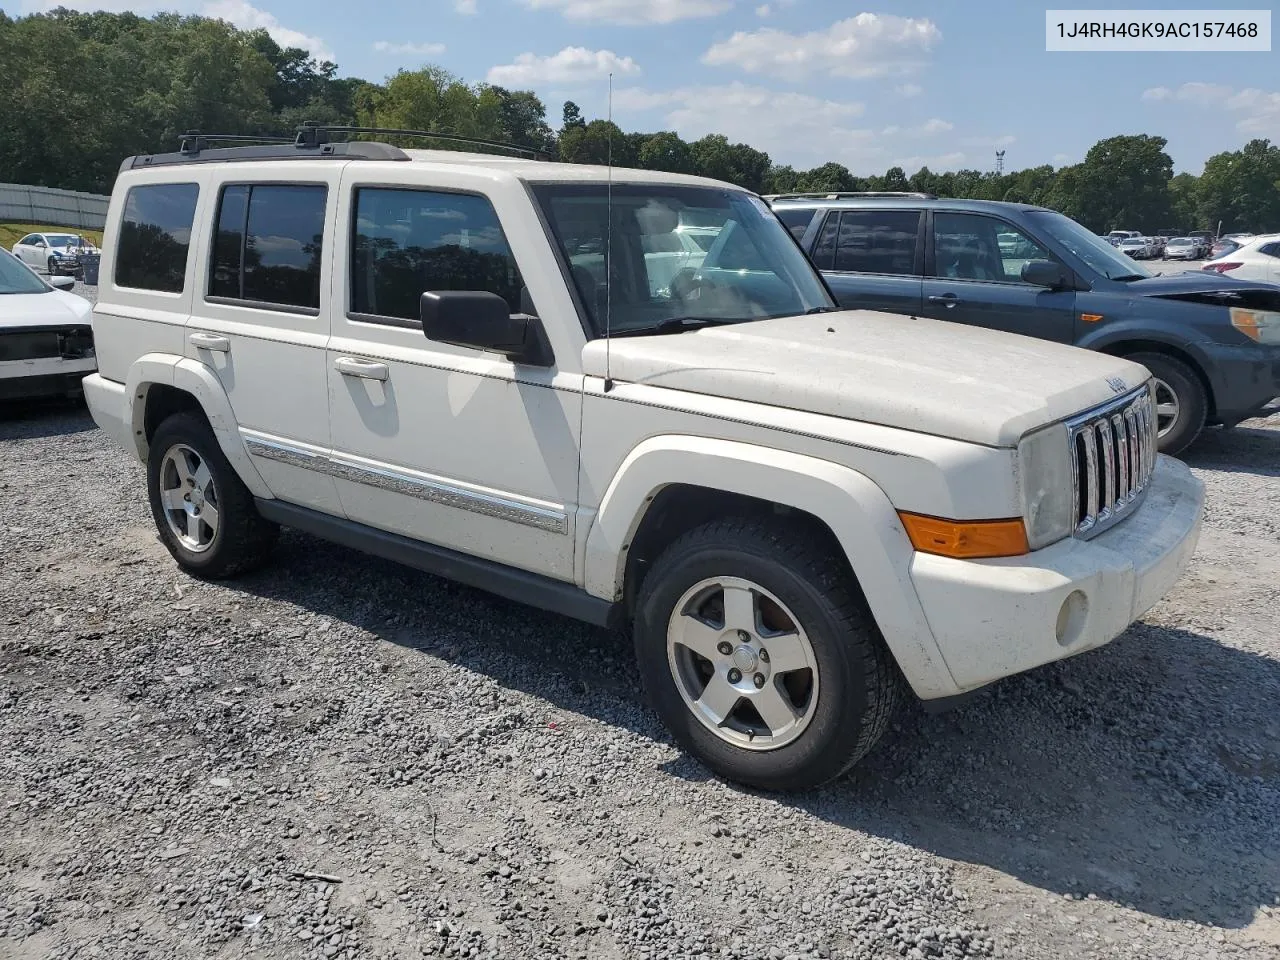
<box><xmin>1056</xmin><ymin>590</ymin><xmax>1089</xmax><ymax>647</ymax></box>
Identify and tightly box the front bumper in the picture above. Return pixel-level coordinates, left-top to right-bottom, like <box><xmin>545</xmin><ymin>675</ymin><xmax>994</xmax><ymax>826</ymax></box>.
<box><xmin>0</xmin><ymin>355</ymin><xmax>97</xmax><ymax>399</ymax></box>
<box><xmin>1198</xmin><ymin>340</ymin><xmax>1280</xmax><ymax>423</ymax></box>
<box><xmin>910</xmin><ymin>455</ymin><xmax>1203</xmax><ymax>693</ymax></box>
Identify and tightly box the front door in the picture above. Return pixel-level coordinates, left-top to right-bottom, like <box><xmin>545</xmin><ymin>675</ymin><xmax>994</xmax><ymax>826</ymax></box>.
<box><xmin>325</xmin><ymin>180</ymin><xmax>581</xmax><ymax>581</ymax></box>
<box><xmin>811</xmin><ymin>209</ymin><xmax>924</xmax><ymax>316</ymax></box>
<box><xmin>922</xmin><ymin>212</ymin><xmax>1076</xmax><ymax>342</ymax></box>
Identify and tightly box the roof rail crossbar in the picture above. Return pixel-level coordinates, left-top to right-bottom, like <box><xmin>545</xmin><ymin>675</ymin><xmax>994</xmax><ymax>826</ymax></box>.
<box><xmin>179</xmin><ymin>131</ymin><xmax>295</xmax><ymax>154</ymax></box>
<box><xmin>765</xmin><ymin>191</ymin><xmax>938</xmax><ymax>201</ymax></box>
<box><xmin>295</xmin><ymin>123</ymin><xmax>551</xmax><ymax>160</ymax></box>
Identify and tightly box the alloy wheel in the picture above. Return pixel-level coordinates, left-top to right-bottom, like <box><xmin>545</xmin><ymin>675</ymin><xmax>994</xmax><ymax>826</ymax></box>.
<box><xmin>158</xmin><ymin>444</ymin><xmax>220</xmax><ymax>552</ymax></box>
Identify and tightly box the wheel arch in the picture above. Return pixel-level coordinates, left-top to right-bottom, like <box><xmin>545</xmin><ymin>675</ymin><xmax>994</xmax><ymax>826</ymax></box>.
<box><xmin>582</xmin><ymin>435</ymin><xmax>958</xmax><ymax>699</ymax></box>
<box><xmin>1093</xmin><ymin>338</ymin><xmax>1216</xmax><ymax>419</ymax></box>
<box><xmin>124</xmin><ymin>353</ymin><xmax>272</xmax><ymax>499</ymax></box>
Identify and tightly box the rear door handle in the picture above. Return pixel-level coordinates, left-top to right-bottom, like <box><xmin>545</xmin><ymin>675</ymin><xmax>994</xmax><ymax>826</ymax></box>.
<box><xmin>927</xmin><ymin>293</ymin><xmax>961</xmax><ymax>308</ymax></box>
<box><xmin>334</xmin><ymin>357</ymin><xmax>390</xmax><ymax>381</ymax></box>
<box><xmin>189</xmin><ymin>332</ymin><xmax>231</xmax><ymax>352</ymax></box>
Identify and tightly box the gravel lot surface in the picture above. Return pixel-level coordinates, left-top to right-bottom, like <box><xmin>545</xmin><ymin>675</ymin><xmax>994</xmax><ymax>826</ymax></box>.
<box><xmin>1</xmin><ymin>302</ymin><xmax>1278</xmax><ymax>959</ymax></box>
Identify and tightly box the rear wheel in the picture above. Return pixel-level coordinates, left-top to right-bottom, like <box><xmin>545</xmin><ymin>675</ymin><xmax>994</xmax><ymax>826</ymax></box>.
<box><xmin>1127</xmin><ymin>352</ymin><xmax>1207</xmax><ymax>456</ymax></box>
<box><xmin>634</xmin><ymin>518</ymin><xmax>900</xmax><ymax>791</ymax></box>
<box><xmin>147</xmin><ymin>412</ymin><xmax>278</xmax><ymax>579</ymax></box>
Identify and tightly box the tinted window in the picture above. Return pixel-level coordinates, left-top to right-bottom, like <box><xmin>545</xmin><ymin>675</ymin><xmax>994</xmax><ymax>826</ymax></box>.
<box><xmin>934</xmin><ymin>213</ymin><xmax>1052</xmax><ymax>283</ymax></box>
<box><xmin>116</xmin><ymin>183</ymin><xmax>199</xmax><ymax>292</ymax></box>
<box><xmin>812</xmin><ymin>212</ymin><xmax>839</xmax><ymax>270</ymax></box>
<box><xmin>352</xmin><ymin>188</ymin><xmax>525</xmax><ymax>321</ymax></box>
<box><xmin>774</xmin><ymin>207</ymin><xmax>815</xmax><ymax>241</ymax></box>
<box><xmin>208</xmin><ymin>184</ymin><xmax>325</xmax><ymax>309</ymax></box>
<box><xmin>834</xmin><ymin>210</ymin><xmax>920</xmax><ymax>275</ymax></box>
<box><xmin>1260</xmin><ymin>242</ymin><xmax>1280</xmax><ymax>259</ymax></box>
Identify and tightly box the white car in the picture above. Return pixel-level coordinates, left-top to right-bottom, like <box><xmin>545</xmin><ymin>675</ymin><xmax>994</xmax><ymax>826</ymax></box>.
<box><xmin>0</xmin><ymin>247</ymin><xmax>95</xmax><ymax>400</ymax></box>
<box><xmin>1201</xmin><ymin>233</ymin><xmax>1280</xmax><ymax>282</ymax></box>
<box><xmin>11</xmin><ymin>231</ymin><xmax>100</xmax><ymax>276</ymax></box>
<box><xmin>82</xmin><ymin>131</ymin><xmax>1203</xmax><ymax>790</ymax></box>
<box><xmin>1163</xmin><ymin>237</ymin><xmax>1201</xmax><ymax>261</ymax></box>
<box><xmin>1118</xmin><ymin>237</ymin><xmax>1150</xmax><ymax>259</ymax></box>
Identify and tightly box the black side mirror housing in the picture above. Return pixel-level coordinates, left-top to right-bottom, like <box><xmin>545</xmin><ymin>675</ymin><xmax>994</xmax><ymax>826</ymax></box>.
<box><xmin>420</xmin><ymin>291</ymin><xmax>552</xmax><ymax>366</ymax></box>
<box><xmin>1021</xmin><ymin>259</ymin><xmax>1069</xmax><ymax>289</ymax></box>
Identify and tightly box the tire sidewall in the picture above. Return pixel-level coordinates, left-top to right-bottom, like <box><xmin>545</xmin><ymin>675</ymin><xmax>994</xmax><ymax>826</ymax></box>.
<box><xmin>146</xmin><ymin>416</ymin><xmax>234</xmax><ymax>573</ymax></box>
<box><xmin>635</xmin><ymin>539</ymin><xmax>874</xmax><ymax>790</ymax></box>
<box><xmin>1137</xmin><ymin>354</ymin><xmax>1206</xmax><ymax>456</ymax></box>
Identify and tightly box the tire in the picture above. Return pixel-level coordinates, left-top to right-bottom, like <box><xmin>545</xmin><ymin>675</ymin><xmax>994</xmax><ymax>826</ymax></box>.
<box><xmin>47</xmin><ymin>256</ymin><xmax>57</xmax><ymax>276</ymax></box>
<box><xmin>1126</xmin><ymin>352</ymin><xmax>1208</xmax><ymax>457</ymax></box>
<box><xmin>633</xmin><ymin>518</ymin><xmax>900</xmax><ymax>791</ymax></box>
<box><xmin>147</xmin><ymin>412</ymin><xmax>278</xmax><ymax>579</ymax></box>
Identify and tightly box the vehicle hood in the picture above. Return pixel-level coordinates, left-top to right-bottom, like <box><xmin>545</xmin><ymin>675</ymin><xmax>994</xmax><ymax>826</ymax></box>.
<box><xmin>0</xmin><ymin>290</ymin><xmax>92</xmax><ymax>330</ymax></box>
<box><xmin>1124</xmin><ymin>273</ymin><xmax>1279</xmax><ymax>296</ymax></box>
<box><xmin>582</xmin><ymin>310</ymin><xmax>1150</xmax><ymax>447</ymax></box>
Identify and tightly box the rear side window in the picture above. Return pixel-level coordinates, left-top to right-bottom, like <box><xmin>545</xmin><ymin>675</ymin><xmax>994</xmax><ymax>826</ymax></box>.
<box><xmin>833</xmin><ymin>210</ymin><xmax>921</xmax><ymax>275</ymax></box>
<box><xmin>774</xmin><ymin>207</ymin><xmax>815</xmax><ymax>242</ymax></box>
<box><xmin>1260</xmin><ymin>242</ymin><xmax>1280</xmax><ymax>259</ymax></box>
<box><xmin>209</xmin><ymin>183</ymin><xmax>326</xmax><ymax>311</ymax></box>
<box><xmin>351</xmin><ymin>187</ymin><xmax>525</xmax><ymax>323</ymax></box>
<box><xmin>115</xmin><ymin>183</ymin><xmax>199</xmax><ymax>293</ymax></box>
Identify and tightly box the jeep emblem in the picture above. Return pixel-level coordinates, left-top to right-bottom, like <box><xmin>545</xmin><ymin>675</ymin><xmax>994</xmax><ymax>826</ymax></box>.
<box><xmin>1106</xmin><ymin>376</ymin><xmax>1127</xmax><ymax>394</ymax></box>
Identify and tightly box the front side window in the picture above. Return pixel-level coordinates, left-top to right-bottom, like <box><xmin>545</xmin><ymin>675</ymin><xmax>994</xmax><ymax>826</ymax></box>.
<box><xmin>834</xmin><ymin>210</ymin><xmax>921</xmax><ymax>275</ymax></box>
<box><xmin>351</xmin><ymin>188</ymin><xmax>525</xmax><ymax>322</ymax></box>
<box><xmin>116</xmin><ymin>183</ymin><xmax>199</xmax><ymax>292</ymax></box>
<box><xmin>933</xmin><ymin>213</ymin><xmax>1053</xmax><ymax>283</ymax></box>
<box><xmin>209</xmin><ymin>183</ymin><xmax>326</xmax><ymax>310</ymax></box>
<box><xmin>1027</xmin><ymin>210</ymin><xmax>1152</xmax><ymax>281</ymax></box>
<box><xmin>0</xmin><ymin>248</ymin><xmax>49</xmax><ymax>294</ymax></box>
<box><xmin>532</xmin><ymin>183</ymin><xmax>833</xmax><ymax>337</ymax></box>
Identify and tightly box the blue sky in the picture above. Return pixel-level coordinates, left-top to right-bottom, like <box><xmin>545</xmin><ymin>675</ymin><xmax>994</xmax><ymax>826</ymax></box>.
<box><xmin>19</xmin><ymin>0</ymin><xmax>1280</xmax><ymax>174</ymax></box>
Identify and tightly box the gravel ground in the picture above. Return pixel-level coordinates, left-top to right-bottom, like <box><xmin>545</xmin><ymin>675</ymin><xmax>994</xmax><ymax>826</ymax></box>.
<box><xmin>1</xmin><ymin>318</ymin><xmax>1278</xmax><ymax>959</ymax></box>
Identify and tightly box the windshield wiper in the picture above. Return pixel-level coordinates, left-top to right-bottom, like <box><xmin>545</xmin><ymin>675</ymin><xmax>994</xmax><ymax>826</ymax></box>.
<box><xmin>805</xmin><ymin>305</ymin><xmax>840</xmax><ymax>314</ymax></box>
<box><xmin>613</xmin><ymin>316</ymin><xmax>754</xmax><ymax>337</ymax></box>
<box><xmin>1111</xmin><ymin>273</ymin><xmax>1147</xmax><ymax>282</ymax></box>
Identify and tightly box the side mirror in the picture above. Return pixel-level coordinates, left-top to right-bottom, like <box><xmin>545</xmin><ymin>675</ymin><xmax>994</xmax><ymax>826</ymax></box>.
<box><xmin>1021</xmin><ymin>259</ymin><xmax>1068</xmax><ymax>289</ymax></box>
<box><xmin>420</xmin><ymin>291</ymin><xmax>551</xmax><ymax>366</ymax></box>
<box><xmin>48</xmin><ymin>275</ymin><xmax>76</xmax><ymax>290</ymax></box>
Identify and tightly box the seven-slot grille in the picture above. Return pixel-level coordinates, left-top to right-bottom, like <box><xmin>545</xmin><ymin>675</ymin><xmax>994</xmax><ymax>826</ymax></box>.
<box><xmin>1067</xmin><ymin>385</ymin><xmax>1157</xmax><ymax>539</ymax></box>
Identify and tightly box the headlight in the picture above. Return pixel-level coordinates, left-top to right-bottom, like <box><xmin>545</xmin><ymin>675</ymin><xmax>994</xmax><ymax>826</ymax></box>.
<box><xmin>1017</xmin><ymin>422</ymin><xmax>1074</xmax><ymax>550</ymax></box>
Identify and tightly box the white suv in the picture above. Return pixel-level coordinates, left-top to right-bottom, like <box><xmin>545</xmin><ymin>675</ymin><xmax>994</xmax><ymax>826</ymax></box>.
<box><xmin>83</xmin><ymin>131</ymin><xmax>1204</xmax><ymax>790</ymax></box>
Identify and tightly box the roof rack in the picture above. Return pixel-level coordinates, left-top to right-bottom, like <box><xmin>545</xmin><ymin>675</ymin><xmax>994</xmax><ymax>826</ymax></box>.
<box><xmin>121</xmin><ymin>122</ymin><xmax>551</xmax><ymax>171</ymax></box>
<box><xmin>764</xmin><ymin>191</ymin><xmax>938</xmax><ymax>201</ymax></box>
<box><xmin>295</xmin><ymin>123</ymin><xmax>551</xmax><ymax>160</ymax></box>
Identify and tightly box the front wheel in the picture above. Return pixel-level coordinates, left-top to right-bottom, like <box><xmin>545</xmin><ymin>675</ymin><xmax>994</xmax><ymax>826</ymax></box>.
<box><xmin>634</xmin><ymin>518</ymin><xmax>900</xmax><ymax>791</ymax></box>
<box><xmin>147</xmin><ymin>412</ymin><xmax>278</xmax><ymax>579</ymax></box>
<box><xmin>1127</xmin><ymin>352</ymin><xmax>1208</xmax><ymax>457</ymax></box>
<box><xmin>46</xmin><ymin>256</ymin><xmax>58</xmax><ymax>276</ymax></box>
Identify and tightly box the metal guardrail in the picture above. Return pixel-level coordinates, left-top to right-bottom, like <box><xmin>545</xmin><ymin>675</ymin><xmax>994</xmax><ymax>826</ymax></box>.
<box><xmin>0</xmin><ymin>182</ymin><xmax>109</xmax><ymax>231</ymax></box>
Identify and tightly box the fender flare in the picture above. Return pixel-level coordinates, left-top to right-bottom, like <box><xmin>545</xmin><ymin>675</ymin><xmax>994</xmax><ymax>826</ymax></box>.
<box><xmin>583</xmin><ymin>435</ymin><xmax>958</xmax><ymax>698</ymax></box>
<box><xmin>124</xmin><ymin>353</ymin><xmax>272</xmax><ymax>499</ymax></box>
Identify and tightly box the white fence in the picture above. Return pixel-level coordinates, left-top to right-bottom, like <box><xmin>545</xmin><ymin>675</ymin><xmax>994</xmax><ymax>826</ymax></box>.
<box><xmin>0</xmin><ymin>183</ymin><xmax>109</xmax><ymax>231</ymax></box>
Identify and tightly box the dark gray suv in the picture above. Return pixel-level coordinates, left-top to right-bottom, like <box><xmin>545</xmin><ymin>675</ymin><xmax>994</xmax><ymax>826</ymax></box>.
<box><xmin>768</xmin><ymin>192</ymin><xmax>1280</xmax><ymax>454</ymax></box>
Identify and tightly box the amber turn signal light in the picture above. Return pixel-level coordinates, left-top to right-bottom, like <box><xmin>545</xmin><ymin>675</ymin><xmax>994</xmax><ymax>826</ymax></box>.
<box><xmin>898</xmin><ymin>512</ymin><xmax>1030</xmax><ymax>559</ymax></box>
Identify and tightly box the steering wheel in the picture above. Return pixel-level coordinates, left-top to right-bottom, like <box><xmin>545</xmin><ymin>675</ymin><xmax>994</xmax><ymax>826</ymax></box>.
<box><xmin>670</xmin><ymin>267</ymin><xmax>719</xmax><ymax>304</ymax></box>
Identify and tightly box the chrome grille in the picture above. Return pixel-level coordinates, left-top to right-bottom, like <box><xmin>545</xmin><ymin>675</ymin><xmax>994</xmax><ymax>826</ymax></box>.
<box><xmin>1067</xmin><ymin>385</ymin><xmax>1157</xmax><ymax>539</ymax></box>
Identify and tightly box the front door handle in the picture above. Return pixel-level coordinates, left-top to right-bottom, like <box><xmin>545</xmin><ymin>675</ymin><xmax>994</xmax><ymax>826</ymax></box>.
<box><xmin>334</xmin><ymin>357</ymin><xmax>390</xmax><ymax>381</ymax></box>
<box><xmin>189</xmin><ymin>332</ymin><xmax>231</xmax><ymax>352</ymax></box>
<box><xmin>927</xmin><ymin>293</ymin><xmax>961</xmax><ymax>308</ymax></box>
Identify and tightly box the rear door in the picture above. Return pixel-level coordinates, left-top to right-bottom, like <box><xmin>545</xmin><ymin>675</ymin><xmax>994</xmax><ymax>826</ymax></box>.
<box><xmin>810</xmin><ymin>208</ymin><xmax>924</xmax><ymax>315</ymax></box>
<box><xmin>922</xmin><ymin>211</ymin><xmax>1076</xmax><ymax>343</ymax></box>
<box><xmin>185</xmin><ymin>168</ymin><xmax>344</xmax><ymax>515</ymax></box>
<box><xmin>1259</xmin><ymin>241</ymin><xmax>1280</xmax><ymax>283</ymax></box>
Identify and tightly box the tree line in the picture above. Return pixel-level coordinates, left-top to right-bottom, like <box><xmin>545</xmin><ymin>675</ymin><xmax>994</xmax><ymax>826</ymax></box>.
<box><xmin>3</xmin><ymin>9</ymin><xmax>1278</xmax><ymax>235</ymax></box>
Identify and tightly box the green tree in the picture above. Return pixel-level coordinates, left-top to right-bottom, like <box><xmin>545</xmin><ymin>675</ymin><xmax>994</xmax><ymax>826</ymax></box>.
<box><xmin>690</xmin><ymin>135</ymin><xmax>770</xmax><ymax>193</ymax></box>
<box><xmin>1071</xmin><ymin>134</ymin><xmax>1174</xmax><ymax>232</ymax></box>
<box><xmin>561</xmin><ymin>100</ymin><xmax>585</xmax><ymax>130</ymax></box>
<box><xmin>801</xmin><ymin>162</ymin><xmax>858</xmax><ymax>193</ymax></box>
<box><xmin>558</xmin><ymin>120</ymin><xmax>630</xmax><ymax>166</ymax></box>
<box><xmin>1167</xmin><ymin>172</ymin><xmax>1202</xmax><ymax>231</ymax></box>
<box><xmin>1197</xmin><ymin>139</ymin><xmax>1280</xmax><ymax>233</ymax></box>
<box><xmin>637</xmin><ymin>131</ymin><xmax>694</xmax><ymax>174</ymax></box>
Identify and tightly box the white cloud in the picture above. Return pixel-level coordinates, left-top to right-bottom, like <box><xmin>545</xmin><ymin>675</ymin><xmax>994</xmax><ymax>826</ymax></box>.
<box><xmin>894</xmin><ymin>83</ymin><xmax>923</xmax><ymax>98</ymax></box>
<box><xmin>880</xmin><ymin>118</ymin><xmax>951</xmax><ymax>138</ymax></box>
<box><xmin>373</xmin><ymin>40</ymin><xmax>446</xmax><ymax>57</ymax></box>
<box><xmin>1143</xmin><ymin>82</ymin><xmax>1280</xmax><ymax>134</ymax></box>
<box><xmin>456</xmin><ymin>0</ymin><xmax>478</xmax><ymax>11</ymax></box>
<box><xmin>487</xmin><ymin>47</ymin><xmax>640</xmax><ymax>86</ymax></box>
<box><xmin>893</xmin><ymin>151</ymin><xmax>965</xmax><ymax>171</ymax></box>
<box><xmin>614</xmin><ymin>82</ymin><xmax>884</xmax><ymax>169</ymax></box>
<box><xmin>702</xmin><ymin>13</ymin><xmax>940</xmax><ymax>81</ymax></box>
<box><xmin>755</xmin><ymin>4</ymin><xmax>770</xmax><ymax>16</ymax></box>
<box><xmin>1052</xmin><ymin>153</ymin><xmax>1072</xmax><ymax>165</ymax></box>
<box><xmin>202</xmin><ymin>0</ymin><xmax>334</xmax><ymax>60</ymax></box>
<box><xmin>519</xmin><ymin>0</ymin><xmax>730</xmax><ymax>25</ymax></box>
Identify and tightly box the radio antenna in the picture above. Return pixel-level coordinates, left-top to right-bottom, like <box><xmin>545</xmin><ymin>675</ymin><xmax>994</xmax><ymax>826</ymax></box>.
<box><xmin>603</xmin><ymin>72</ymin><xmax>615</xmax><ymax>393</ymax></box>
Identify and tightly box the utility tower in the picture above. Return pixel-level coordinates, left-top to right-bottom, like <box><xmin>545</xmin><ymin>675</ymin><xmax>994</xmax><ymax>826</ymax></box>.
<box><xmin>995</xmin><ymin>150</ymin><xmax>1006</xmax><ymax>174</ymax></box>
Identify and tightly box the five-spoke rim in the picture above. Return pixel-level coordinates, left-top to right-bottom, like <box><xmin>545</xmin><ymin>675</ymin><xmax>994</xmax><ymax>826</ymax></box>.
<box><xmin>666</xmin><ymin>577</ymin><xmax>819</xmax><ymax>751</ymax></box>
<box><xmin>1152</xmin><ymin>378</ymin><xmax>1179</xmax><ymax>438</ymax></box>
<box><xmin>159</xmin><ymin>444</ymin><xmax>219</xmax><ymax>553</ymax></box>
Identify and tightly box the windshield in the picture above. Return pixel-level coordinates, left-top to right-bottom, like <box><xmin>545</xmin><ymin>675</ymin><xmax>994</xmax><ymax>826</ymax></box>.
<box><xmin>531</xmin><ymin>183</ymin><xmax>834</xmax><ymax>336</ymax></box>
<box><xmin>0</xmin><ymin>248</ymin><xmax>51</xmax><ymax>294</ymax></box>
<box><xmin>1170</xmin><ymin>238</ymin><xmax>1192</xmax><ymax>244</ymax></box>
<box><xmin>45</xmin><ymin>234</ymin><xmax>79</xmax><ymax>247</ymax></box>
<box><xmin>1029</xmin><ymin>210</ymin><xmax>1153</xmax><ymax>280</ymax></box>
